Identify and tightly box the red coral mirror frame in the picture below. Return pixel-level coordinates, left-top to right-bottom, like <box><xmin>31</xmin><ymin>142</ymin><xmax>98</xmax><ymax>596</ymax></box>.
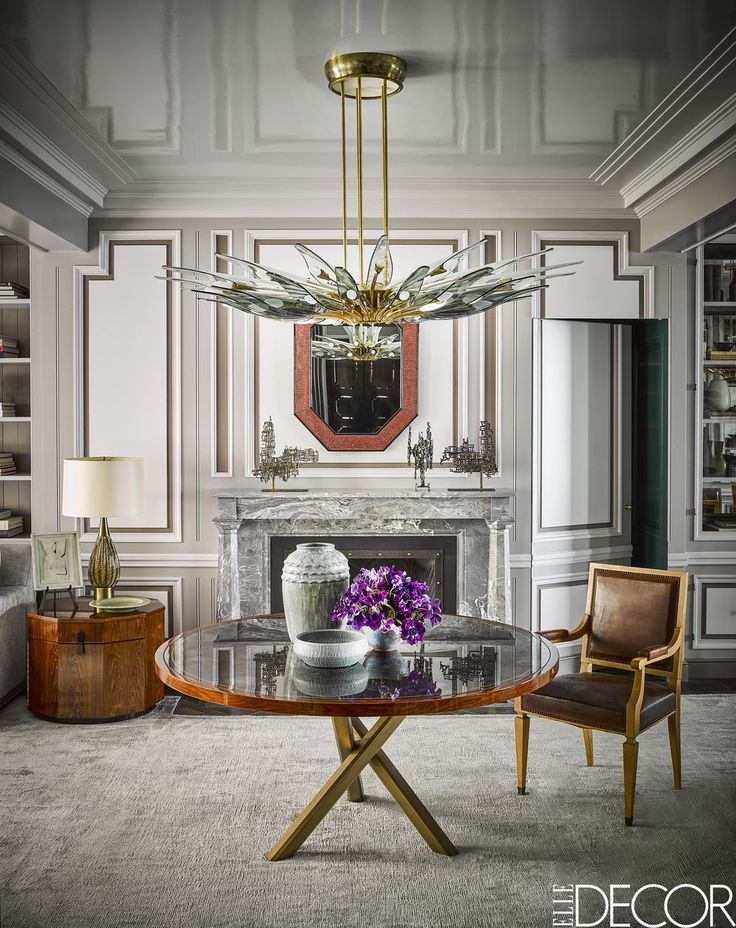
<box><xmin>293</xmin><ymin>323</ymin><xmax>418</xmax><ymax>451</ymax></box>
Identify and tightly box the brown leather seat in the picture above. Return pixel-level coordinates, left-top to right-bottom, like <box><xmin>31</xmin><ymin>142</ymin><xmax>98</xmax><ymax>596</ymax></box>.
<box><xmin>521</xmin><ymin>672</ymin><xmax>676</xmax><ymax>734</ymax></box>
<box><xmin>514</xmin><ymin>563</ymin><xmax>689</xmax><ymax>825</ymax></box>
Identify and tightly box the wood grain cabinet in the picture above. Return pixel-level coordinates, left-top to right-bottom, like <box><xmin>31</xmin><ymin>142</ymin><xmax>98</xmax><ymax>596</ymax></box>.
<box><xmin>27</xmin><ymin>599</ymin><xmax>165</xmax><ymax>722</ymax></box>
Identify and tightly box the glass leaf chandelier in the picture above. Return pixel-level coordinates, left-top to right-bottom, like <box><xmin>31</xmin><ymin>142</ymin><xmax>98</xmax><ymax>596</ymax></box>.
<box><xmin>163</xmin><ymin>52</ymin><xmax>579</xmax><ymax>361</ymax></box>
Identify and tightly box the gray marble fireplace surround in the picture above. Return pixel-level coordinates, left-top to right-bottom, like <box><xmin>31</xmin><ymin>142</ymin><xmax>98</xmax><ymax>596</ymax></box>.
<box><xmin>214</xmin><ymin>489</ymin><xmax>514</xmax><ymax>624</ymax></box>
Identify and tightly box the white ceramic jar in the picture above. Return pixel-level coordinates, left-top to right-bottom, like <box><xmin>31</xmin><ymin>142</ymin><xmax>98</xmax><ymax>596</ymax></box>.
<box><xmin>281</xmin><ymin>542</ymin><xmax>350</xmax><ymax>642</ymax></box>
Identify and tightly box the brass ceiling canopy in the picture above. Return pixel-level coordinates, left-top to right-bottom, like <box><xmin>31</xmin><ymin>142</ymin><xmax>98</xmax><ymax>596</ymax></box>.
<box><xmin>324</xmin><ymin>52</ymin><xmax>406</xmax><ymax>98</ymax></box>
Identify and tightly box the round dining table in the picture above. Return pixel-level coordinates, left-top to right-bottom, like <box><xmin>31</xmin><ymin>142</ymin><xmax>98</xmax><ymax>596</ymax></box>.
<box><xmin>155</xmin><ymin>612</ymin><xmax>558</xmax><ymax>860</ymax></box>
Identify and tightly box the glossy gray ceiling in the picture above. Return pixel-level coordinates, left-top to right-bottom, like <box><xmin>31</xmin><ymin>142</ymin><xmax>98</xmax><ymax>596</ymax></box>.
<box><xmin>0</xmin><ymin>0</ymin><xmax>733</xmax><ymax>182</ymax></box>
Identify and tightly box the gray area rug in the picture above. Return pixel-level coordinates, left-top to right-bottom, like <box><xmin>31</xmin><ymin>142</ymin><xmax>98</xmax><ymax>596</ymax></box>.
<box><xmin>1</xmin><ymin>696</ymin><xmax>735</xmax><ymax>928</ymax></box>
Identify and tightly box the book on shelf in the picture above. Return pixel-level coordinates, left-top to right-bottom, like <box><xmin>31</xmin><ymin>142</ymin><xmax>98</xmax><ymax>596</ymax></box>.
<box><xmin>0</xmin><ymin>282</ymin><xmax>29</xmax><ymax>297</ymax></box>
<box><xmin>0</xmin><ymin>509</ymin><xmax>11</xmax><ymax>519</ymax></box>
<box><xmin>0</xmin><ymin>516</ymin><xmax>23</xmax><ymax>530</ymax></box>
<box><xmin>0</xmin><ymin>526</ymin><xmax>23</xmax><ymax>537</ymax></box>
<box><xmin>0</xmin><ymin>350</ymin><xmax>20</xmax><ymax>357</ymax></box>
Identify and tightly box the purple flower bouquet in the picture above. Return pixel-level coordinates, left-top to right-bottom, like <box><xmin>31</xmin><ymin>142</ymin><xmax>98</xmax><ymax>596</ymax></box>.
<box><xmin>330</xmin><ymin>566</ymin><xmax>443</xmax><ymax>647</ymax></box>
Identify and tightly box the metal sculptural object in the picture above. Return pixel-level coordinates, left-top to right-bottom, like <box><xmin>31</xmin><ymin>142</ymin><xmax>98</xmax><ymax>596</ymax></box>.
<box><xmin>440</xmin><ymin>647</ymin><xmax>497</xmax><ymax>688</ymax></box>
<box><xmin>407</xmin><ymin>421</ymin><xmax>434</xmax><ymax>489</ymax></box>
<box><xmin>440</xmin><ymin>420</ymin><xmax>498</xmax><ymax>491</ymax></box>
<box><xmin>254</xmin><ymin>646</ymin><xmax>289</xmax><ymax>696</ymax></box>
<box><xmin>161</xmin><ymin>52</ymin><xmax>581</xmax><ymax>361</ymax></box>
<box><xmin>253</xmin><ymin>418</ymin><xmax>318</xmax><ymax>492</ymax></box>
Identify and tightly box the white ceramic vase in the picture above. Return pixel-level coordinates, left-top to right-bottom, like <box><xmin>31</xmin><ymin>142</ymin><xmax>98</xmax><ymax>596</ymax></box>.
<box><xmin>705</xmin><ymin>375</ymin><xmax>731</xmax><ymax>413</ymax></box>
<box><xmin>281</xmin><ymin>542</ymin><xmax>350</xmax><ymax>643</ymax></box>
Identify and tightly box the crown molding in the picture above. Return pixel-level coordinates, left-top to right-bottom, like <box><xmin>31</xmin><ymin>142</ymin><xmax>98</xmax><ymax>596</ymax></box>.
<box><xmin>620</xmin><ymin>91</ymin><xmax>736</xmax><ymax>209</ymax></box>
<box><xmin>0</xmin><ymin>31</ymin><xmax>135</xmax><ymax>188</ymax></box>
<box><xmin>633</xmin><ymin>132</ymin><xmax>736</xmax><ymax>218</ymax></box>
<box><xmin>589</xmin><ymin>29</ymin><xmax>736</xmax><ymax>250</ymax></box>
<box><xmin>0</xmin><ymin>99</ymin><xmax>106</xmax><ymax>206</ymax></box>
<box><xmin>591</xmin><ymin>27</ymin><xmax>736</xmax><ymax>188</ymax></box>
<box><xmin>96</xmin><ymin>176</ymin><xmax>630</xmax><ymax>220</ymax></box>
<box><xmin>0</xmin><ymin>138</ymin><xmax>93</xmax><ymax>217</ymax></box>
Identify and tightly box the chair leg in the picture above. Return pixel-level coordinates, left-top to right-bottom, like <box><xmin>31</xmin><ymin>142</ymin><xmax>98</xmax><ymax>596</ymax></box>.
<box><xmin>583</xmin><ymin>728</ymin><xmax>594</xmax><ymax>766</ymax></box>
<box><xmin>623</xmin><ymin>739</ymin><xmax>639</xmax><ymax>826</ymax></box>
<box><xmin>515</xmin><ymin>714</ymin><xmax>530</xmax><ymax>795</ymax></box>
<box><xmin>668</xmin><ymin>710</ymin><xmax>682</xmax><ymax>790</ymax></box>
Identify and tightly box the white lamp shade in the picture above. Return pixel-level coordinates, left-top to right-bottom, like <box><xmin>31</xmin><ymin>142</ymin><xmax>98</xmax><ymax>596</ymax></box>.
<box><xmin>62</xmin><ymin>457</ymin><xmax>144</xmax><ymax>518</ymax></box>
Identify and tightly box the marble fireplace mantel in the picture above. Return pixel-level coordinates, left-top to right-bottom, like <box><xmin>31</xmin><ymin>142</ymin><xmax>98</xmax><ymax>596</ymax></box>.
<box><xmin>214</xmin><ymin>488</ymin><xmax>515</xmax><ymax>624</ymax></box>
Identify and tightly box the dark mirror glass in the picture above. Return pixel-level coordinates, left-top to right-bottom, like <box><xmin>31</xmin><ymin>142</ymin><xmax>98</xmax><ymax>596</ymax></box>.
<box><xmin>310</xmin><ymin>325</ymin><xmax>402</xmax><ymax>434</ymax></box>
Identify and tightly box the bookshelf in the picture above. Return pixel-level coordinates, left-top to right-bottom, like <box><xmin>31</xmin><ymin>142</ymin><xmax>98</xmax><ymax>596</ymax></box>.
<box><xmin>696</xmin><ymin>233</ymin><xmax>736</xmax><ymax>537</ymax></box>
<box><xmin>0</xmin><ymin>236</ymin><xmax>32</xmax><ymax>541</ymax></box>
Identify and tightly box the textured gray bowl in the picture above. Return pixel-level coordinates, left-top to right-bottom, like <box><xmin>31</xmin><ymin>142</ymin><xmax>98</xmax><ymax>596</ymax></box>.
<box><xmin>293</xmin><ymin>661</ymin><xmax>369</xmax><ymax>697</ymax></box>
<box><xmin>293</xmin><ymin>629</ymin><xmax>370</xmax><ymax>668</ymax></box>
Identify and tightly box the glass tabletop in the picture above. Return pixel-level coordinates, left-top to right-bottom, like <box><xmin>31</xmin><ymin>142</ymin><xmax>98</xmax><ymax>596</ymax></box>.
<box><xmin>157</xmin><ymin>614</ymin><xmax>559</xmax><ymax>716</ymax></box>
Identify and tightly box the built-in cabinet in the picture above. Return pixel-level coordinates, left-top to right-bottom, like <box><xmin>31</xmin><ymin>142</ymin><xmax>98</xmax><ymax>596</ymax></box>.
<box><xmin>696</xmin><ymin>236</ymin><xmax>736</xmax><ymax>539</ymax></box>
<box><xmin>0</xmin><ymin>237</ymin><xmax>32</xmax><ymax>541</ymax></box>
<box><xmin>685</xmin><ymin>232</ymin><xmax>736</xmax><ymax>675</ymax></box>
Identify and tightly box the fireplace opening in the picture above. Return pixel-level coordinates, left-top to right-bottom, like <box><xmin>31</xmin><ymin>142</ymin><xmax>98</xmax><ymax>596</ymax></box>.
<box><xmin>269</xmin><ymin>535</ymin><xmax>458</xmax><ymax>614</ymax></box>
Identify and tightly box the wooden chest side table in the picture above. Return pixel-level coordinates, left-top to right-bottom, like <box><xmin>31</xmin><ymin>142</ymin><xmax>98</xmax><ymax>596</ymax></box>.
<box><xmin>27</xmin><ymin>599</ymin><xmax>165</xmax><ymax>723</ymax></box>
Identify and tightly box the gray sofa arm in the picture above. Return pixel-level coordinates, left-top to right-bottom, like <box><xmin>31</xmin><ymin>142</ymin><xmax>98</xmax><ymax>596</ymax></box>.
<box><xmin>0</xmin><ymin>543</ymin><xmax>33</xmax><ymax>589</ymax></box>
<box><xmin>0</xmin><ymin>542</ymin><xmax>36</xmax><ymax>706</ymax></box>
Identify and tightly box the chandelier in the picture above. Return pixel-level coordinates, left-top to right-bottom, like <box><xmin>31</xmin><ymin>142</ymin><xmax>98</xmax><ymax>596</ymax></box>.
<box><xmin>163</xmin><ymin>53</ymin><xmax>578</xmax><ymax>360</ymax></box>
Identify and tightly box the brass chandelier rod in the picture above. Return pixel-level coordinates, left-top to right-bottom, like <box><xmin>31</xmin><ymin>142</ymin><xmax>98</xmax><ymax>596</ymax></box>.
<box><xmin>330</xmin><ymin>54</ymin><xmax>402</xmax><ymax>290</ymax></box>
<box><xmin>340</xmin><ymin>82</ymin><xmax>348</xmax><ymax>269</ymax></box>
<box><xmin>381</xmin><ymin>78</ymin><xmax>389</xmax><ymax>244</ymax></box>
<box><xmin>355</xmin><ymin>75</ymin><xmax>364</xmax><ymax>285</ymax></box>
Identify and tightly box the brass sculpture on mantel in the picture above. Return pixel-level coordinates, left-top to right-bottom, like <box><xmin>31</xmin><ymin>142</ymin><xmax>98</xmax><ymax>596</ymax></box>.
<box><xmin>253</xmin><ymin>418</ymin><xmax>318</xmax><ymax>492</ymax></box>
<box><xmin>441</xmin><ymin>420</ymin><xmax>497</xmax><ymax>491</ymax></box>
<box><xmin>407</xmin><ymin>422</ymin><xmax>433</xmax><ymax>490</ymax></box>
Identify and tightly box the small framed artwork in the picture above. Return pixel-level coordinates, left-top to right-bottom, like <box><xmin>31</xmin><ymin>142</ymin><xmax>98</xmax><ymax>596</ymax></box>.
<box><xmin>31</xmin><ymin>532</ymin><xmax>83</xmax><ymax>591</ymax></box>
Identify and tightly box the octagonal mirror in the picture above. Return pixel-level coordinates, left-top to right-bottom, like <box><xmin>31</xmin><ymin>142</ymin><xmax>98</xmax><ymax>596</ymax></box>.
<box><xmin>294</xmin><ymin>323</ymin><xmax>418</xmax><ymax>451</ymax></box>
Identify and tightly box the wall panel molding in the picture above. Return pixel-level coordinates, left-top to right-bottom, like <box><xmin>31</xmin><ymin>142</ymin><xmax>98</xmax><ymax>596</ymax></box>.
<box><xmin>74</xmin><ymin>230</ymin><xmax>182</xmax><ymax>542</ymax></box>
<box><xmin>531</xmin><ymin>544</ymin><xmax>632</xmax><ymax>568</ymax></box>
<box><xmin>692</xmin><ymin>575</ymin><xmax>736</xmax><ymax>650</ymax></box>
<box><xmin>531</xmin><ymin>231</ymin><xmax>654</xmax><ymax>320</ymax></box>
<box><xmin>531</xmin><ymin>572</ymin><xmax>589</xmax><ymax>659</ymax></box>
<box><xmin>210</xmin><ymin>230</ymin><xmax>234</xmax><ymax>477</ymax></box>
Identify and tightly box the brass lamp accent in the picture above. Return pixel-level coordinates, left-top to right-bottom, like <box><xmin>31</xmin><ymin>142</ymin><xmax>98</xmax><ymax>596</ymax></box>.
<box><xmin>88</xmin><ymin>518</ymin><xmax>118</xmax><ymax>600</ymax></box>
<box><xmin>62</xmin><ymin>457</ymin><xmax>145</xmax><ymax>601</ymax></box>
<box><xmin>162</xmin><ymin>52</ymin><xmax>580</xmax><ymax>362</ymax></box>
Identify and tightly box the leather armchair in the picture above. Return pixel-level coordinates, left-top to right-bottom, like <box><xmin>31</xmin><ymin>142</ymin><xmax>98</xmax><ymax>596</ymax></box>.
<box><xmin>515</xmin><ymin>563</ymin><xmax>688</xmax><ymax>825</ymax></box>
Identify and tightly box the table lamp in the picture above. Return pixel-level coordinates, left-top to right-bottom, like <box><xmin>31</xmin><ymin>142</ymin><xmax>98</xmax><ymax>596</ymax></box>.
<box><xmin>62</xmin><ymin>457</ymin><xmax>144</xmax><ymax>601</ymax></box>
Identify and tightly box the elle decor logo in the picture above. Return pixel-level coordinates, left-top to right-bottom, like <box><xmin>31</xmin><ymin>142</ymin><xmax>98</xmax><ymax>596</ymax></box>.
<box><xmin>552</xmin><ymin>884</ymin><xmax>735</xmax><ymax>928</ymax></box>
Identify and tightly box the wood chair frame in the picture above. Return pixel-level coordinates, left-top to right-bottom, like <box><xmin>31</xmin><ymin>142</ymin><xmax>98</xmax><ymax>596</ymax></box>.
<box><xmin>514</xmin><ymin>562</ymin><xmax>688</xmax><ymax>825</ymax></box>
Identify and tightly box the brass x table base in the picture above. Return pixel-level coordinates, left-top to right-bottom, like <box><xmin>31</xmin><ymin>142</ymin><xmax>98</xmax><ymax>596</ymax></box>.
<box><xmin>266</xmin><ymin>716</ymin><xmax>458</xmax><ymax>861</ymax></box>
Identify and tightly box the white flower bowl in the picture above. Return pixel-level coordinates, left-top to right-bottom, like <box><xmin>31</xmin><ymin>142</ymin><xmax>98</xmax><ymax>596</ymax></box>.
<box><xmin>293</xmin><ymin>629</ymin><xmax>370</xmax><ymax>668</ymax></box>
